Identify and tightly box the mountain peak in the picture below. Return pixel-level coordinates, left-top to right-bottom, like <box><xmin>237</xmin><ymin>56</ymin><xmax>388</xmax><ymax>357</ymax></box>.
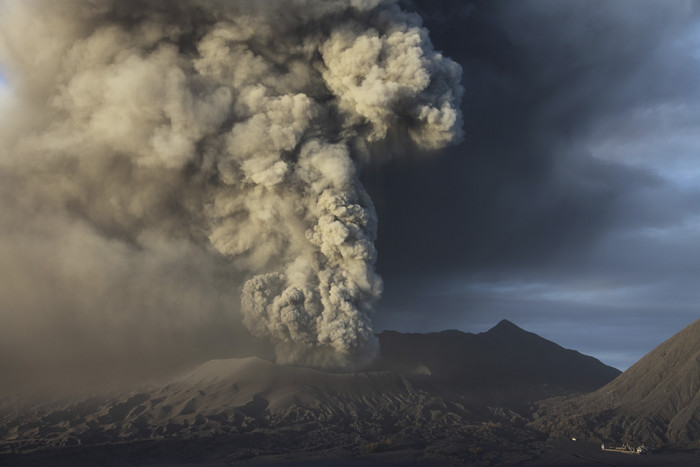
<box><xmin>487</xmin><ymin>319</ymin><xmax>524</xmax><ymax>334</ymax></box>
<box><xmin>373</xmin><ymin>319</ymin><xmax>619</xmax><ymax>396</ymax></box>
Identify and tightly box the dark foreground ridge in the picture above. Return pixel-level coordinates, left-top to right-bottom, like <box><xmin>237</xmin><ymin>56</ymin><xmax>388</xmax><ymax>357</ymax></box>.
<box><xmin>534</xmin><ymin>317</ymin><xmax>700</xmax><ymax>449</ymax></box>
<box><xmin>2</xmin><ymin>319</ymin><xmax>699</xmax><ymax>466</ymax></box>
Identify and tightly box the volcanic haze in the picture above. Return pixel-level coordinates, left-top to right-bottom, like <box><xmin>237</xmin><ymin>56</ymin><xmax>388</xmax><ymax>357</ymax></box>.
<box><xmin>0</xmin><ymin>0</ymin><xmax>463</xmax><ymax>388</ymax></box>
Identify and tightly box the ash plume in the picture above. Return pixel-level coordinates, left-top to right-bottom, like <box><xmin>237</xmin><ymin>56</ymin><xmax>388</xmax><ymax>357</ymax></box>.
<box><xmin>0</xmin><ymin>0</ymin><xmax>462</xmax><ymax>374</ymax></box>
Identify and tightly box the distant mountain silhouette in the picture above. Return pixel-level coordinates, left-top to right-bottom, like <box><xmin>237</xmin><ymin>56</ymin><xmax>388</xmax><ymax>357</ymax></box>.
<box><xmin>373</xmin><ymin>319</ymin><xmax>620</xmax><ymax>399</ymax></box>
<box><xmin>534</xmin><ymin>318</ymin><xmax>700</xmax><ymax>448</ymax></box>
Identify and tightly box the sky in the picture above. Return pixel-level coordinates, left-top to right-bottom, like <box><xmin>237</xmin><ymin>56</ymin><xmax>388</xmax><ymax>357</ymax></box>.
<box><xmin>0</xmin><ymin>0</ymin><xmax>697</xmax><ymax>393</ymax></box>
<box><xmin>368</xmin><ymin>0</ymin><xmax>700</xmax><ymax>370</ymax></box>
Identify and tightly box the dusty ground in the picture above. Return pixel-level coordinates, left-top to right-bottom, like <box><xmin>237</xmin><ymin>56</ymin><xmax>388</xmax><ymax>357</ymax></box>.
<box><xmin>2</xmin><ymin>437</ymin><xmax>699</xmax><ymax>466</ymax></box>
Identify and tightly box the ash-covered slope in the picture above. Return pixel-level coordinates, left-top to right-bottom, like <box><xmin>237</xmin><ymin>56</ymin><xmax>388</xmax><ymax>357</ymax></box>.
<box><xmin>0</xmin><ymin>321</ymin><xmax>619</xmax><ymax>459</ymax></box>
<box><xmin>534</xmin><ymin>318</ymin><xmax>700</xmax><ymax>448</ymax></box>
<box><xmin>373</xmin><ymin>320</ymin><xmax>620</xmax><ymax>398</ymax></box>
<box><xmin>0</xmin><ymin>355</ymin><xmax>548</xmax><ymax>465</ymax></box>
<box><xmin>0</xmin><ymin>357</ymin><xmax>434</xmax><ymax>453</ymax></box>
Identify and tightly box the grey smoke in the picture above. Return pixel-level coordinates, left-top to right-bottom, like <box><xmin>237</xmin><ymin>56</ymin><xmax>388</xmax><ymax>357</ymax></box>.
<box><xmin>0</xmin><ymin>0</ymin><xmax>462</xmax><ymax>377</ymax></box>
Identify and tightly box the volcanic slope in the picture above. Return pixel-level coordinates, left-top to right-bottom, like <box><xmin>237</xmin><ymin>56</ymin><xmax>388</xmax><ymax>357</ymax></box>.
<box><xmin>0</xmin><ymin>358</ymin><xmax>425</xmax><ymax>451</ymax></box>
<box><xmin>373</xmin><ymin>319</ymin><xmax>621</xmax><ymax>399</ymax></box>
<box><xmin>0</xmin><ymin>320</ymin><xmax>620</xmax><ymax>463</ymax></box>
<box><xmin>534</xmin><ymin>317</ymin><xmax>700</xmax><ymax>448</ymax></box>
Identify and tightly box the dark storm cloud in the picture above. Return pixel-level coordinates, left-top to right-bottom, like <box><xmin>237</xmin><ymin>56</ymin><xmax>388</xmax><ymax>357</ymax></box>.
<box><xmin>370</xmin><ymin>0</ymin><xmax>698</xmax><ymax>275</ymax></box>
<box><xmin>370</xmin><ymin>0</ymin><xmax>700</xmax><ymax>369</ymax></box>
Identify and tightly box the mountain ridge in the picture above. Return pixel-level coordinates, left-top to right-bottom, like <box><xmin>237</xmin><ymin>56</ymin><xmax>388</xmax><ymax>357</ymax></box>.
<box><xmin>0</xmin><ymin>319</ymin><xmax>626</xmax><ymax>460</ymax></box>
<box><xmin>533</xmin><ymin>318</ymin><xmax>700</xmax><ymax>448</ymax></box>
<box><xmin>373</xmin><ymin>320</ymin><xmax>621</xmax><ymax>397</ymax></box>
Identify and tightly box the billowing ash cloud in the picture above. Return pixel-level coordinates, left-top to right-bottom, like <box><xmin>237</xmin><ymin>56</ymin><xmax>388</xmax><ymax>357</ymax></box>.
<box><xmin>0</xmin><ymin>0</ymin><xmax>462</xmax><ymax>371</ymax></box>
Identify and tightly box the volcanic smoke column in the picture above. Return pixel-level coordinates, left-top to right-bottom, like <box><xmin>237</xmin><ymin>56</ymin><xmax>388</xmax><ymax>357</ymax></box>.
<box><xmin>231</xmin><ymin>3</ymin><xmax>464</xmax><ymax>366</ymax></box>
<box><xmin>0</xmin><ymin>0</ymin><xmax>462</xmax><ymax>367</ymax></box>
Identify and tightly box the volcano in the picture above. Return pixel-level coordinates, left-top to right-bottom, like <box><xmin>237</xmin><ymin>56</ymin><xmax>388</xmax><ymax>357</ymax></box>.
<box><xmin>0</xmin><ymin>320</ymin><xmax>621</xmax><ymax>465</ymax></box>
